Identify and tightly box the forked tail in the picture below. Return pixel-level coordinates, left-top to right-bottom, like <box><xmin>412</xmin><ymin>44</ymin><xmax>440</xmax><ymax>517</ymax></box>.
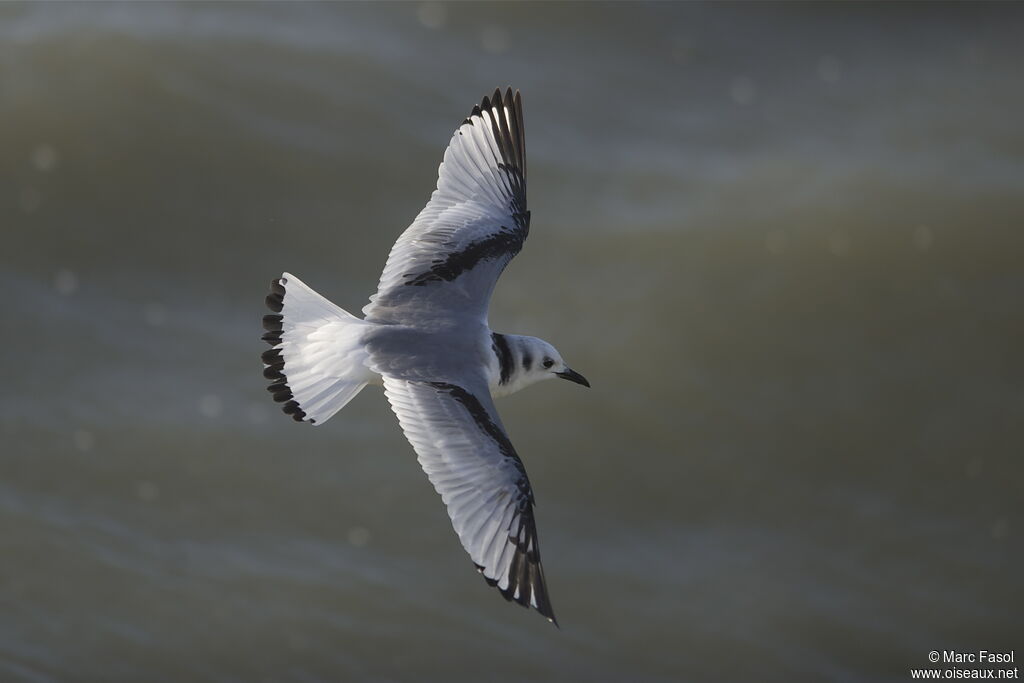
<box><xmin>261</xmin><ymin>272</ymin><xmax>374</xmax><ymax>425</ymax></box>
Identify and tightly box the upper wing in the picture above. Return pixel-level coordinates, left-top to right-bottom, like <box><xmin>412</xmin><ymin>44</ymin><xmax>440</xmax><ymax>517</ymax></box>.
<box><xmin>381</xmin><ymin>374</ymin><xmax>557</xmax><ymax>624</ymax></box>
<box><xmin>363</xmin><ymin>88</ymin><xmax>529</xmax><ymax>324</ymax></box>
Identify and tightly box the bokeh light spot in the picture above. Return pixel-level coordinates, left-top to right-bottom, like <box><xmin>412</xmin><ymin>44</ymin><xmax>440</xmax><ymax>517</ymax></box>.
<box><xmin>54</xmin><ymin>269</ymin><xmax>79</xmax><ymax>295</ymax></box>
<box><xmin>817</xmin><ymin>55</ymin><xmax>842</xmax><ymax>83</ymax></box>
<box><xmin>730</xmin><ymin>77</ymin><xmax>756</xmax><ymax>106</ymax></box>
<box><xmin>73</xmin><ymin>429</ymin><xmax>95</xmax><ymax>453</ymax></box>
<box><xmin>199</xmin><ymin>394</ymin><xmax>224</xmax><ymax>419</ymax></box>
<box><xmin>348</xmin><ymin>526</ymin><xmax>372</xmax><ymax>547</ymax></box>
<box><xmin>31</xmin><ymin>144</ymin><xmax>59</xmax><ymax>172</ymax></box>
<box><xmin>417</xmin><ymin>2</ymin><xmax>446</xmax><ymax>29</ymax></box>
<box><xmin>480</xmin><ymin>26</ymin><xmax>509</xmax><ymax>54</ymax></box>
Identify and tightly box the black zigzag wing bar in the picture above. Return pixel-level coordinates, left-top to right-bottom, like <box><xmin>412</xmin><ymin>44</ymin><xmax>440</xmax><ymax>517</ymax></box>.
<box><xmin>403</xmin><ymin>222</ymin><xmax>528</xmax><ymax>286</ymax></box>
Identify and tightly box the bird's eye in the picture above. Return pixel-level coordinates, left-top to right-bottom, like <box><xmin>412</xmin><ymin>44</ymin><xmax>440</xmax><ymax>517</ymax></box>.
<box><xmin>542</xmin><ymin>358</ymin><xmax>554</xmax><ymax>369</ymax></box>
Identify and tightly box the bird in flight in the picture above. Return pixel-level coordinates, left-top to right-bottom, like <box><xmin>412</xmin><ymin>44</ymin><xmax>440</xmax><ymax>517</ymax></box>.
<box><xmin>261</xmin><ymin>88</ymin><xmax>588</xmax><ymax>626</ymax></box>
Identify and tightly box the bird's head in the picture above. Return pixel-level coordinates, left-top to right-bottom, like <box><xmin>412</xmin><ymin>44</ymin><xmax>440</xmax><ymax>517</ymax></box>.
<box><xmin>522</xmin><ymin>336</ymin><xmax>590</xmax><ymax>389</ymax></box>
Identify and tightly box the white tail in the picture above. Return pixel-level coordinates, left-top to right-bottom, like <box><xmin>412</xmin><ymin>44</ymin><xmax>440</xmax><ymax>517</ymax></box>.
<box><xmin>262</xmin><ymin>272</ymin><xmax>374</xmax><ymax>425</ymax></box>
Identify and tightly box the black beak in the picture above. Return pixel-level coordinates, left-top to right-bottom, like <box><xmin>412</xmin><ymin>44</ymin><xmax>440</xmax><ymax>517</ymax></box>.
<box><xmin>556</xmin><ymin>368</ymin><xmax>590</xmax><ymax>388</ymax></box>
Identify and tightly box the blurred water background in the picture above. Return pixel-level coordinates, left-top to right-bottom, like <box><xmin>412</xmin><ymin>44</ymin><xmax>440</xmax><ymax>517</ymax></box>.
<box><xmin>1</xmin><ymin>2</ymin><xmax>1022</xmax><ymax>681</ymax></box>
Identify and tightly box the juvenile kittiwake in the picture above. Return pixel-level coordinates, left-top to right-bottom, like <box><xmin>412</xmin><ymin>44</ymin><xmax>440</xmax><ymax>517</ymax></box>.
<box><xmin>261</xmin><ymin>88</ymin><xmax>588</xmax><ymax>625</ymax></box>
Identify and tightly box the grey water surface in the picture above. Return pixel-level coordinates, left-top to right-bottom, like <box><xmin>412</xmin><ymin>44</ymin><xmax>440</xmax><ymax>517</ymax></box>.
<box><xmin>1</xmin><ymin>2</ymin><xmax>1022</xmax><ymax>681</ymax></box>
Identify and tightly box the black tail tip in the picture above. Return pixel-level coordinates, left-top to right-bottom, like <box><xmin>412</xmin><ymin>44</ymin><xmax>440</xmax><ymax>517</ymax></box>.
<box><xmin>265</xmin><ymin>278</ymin><xmax>286</xmax><ymax>312</ymax></box>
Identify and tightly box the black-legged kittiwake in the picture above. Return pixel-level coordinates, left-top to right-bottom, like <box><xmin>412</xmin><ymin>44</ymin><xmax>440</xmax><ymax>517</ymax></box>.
<box><xmin>261</xmin><ymin>88</ymin><xmax>589</xmax><ymax>626</ymax></box>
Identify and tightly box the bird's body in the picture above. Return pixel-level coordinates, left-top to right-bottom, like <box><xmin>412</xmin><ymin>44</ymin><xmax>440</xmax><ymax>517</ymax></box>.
<box><xmin>261</xmin><ymin>88</ymin><xmax>588</xmax><ymax>625</ymax></box>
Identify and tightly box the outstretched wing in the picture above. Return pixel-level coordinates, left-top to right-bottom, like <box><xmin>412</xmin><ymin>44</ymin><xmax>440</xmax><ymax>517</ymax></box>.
<box><xmin>381</xmin><ymin>374</ymin><xmax>556</xmax><ymax>625</ymax></box>
<box><xmin>363</xmin><ymin>88</ymin><xmax>529</xmax><ymax>325</ymax></box>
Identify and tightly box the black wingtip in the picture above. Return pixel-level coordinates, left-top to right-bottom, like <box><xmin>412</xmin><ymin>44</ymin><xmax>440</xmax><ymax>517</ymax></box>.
<box><xmin>474</xmin><ymin>559</ymin><xmax>558</xmax><ymax>626</ymax></box>
<box><xmin>461</xmin><ymin>86</ymin><xmax>527</xmax><ymax>212</ymax></box>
